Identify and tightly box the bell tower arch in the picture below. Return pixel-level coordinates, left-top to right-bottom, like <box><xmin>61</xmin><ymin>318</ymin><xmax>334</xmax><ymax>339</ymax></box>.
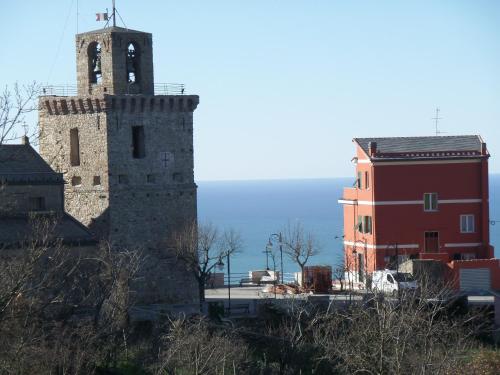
<box><xmin>76</xmin><ymin>27</ymin><xmax>154</xmax><ymax>96</ymax></box>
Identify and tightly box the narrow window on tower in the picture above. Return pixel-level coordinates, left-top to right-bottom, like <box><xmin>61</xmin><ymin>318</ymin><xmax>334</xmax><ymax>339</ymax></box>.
<box><xmin>71</xmin><ymin>176</ymin><xmax>82</xmax><ymax>186</ymax></box>
<box><xmin>132</xmin><ymin>126</ymin><xmax>146</xmax><ymax>158</ymax></box>
<box><xmin>88</xmin><ymin>42</ymin><xmax>102</xmax><ymax>84</ymax></box>
<box><xmin>70</xmin><ymin>128</ymin><xmax>80</xmax><ymax>166</ymax></box>
<box><xmin>357</xmin><ymin>171</ymin><xmax>362</xmax><ymax>188</ymax></box>
<box><xmin>126</xmin><ymin>42</ymin><xmax>139</xmax><ymax>83</ymax></box>
<box><xmin>365</xmin><ymin>171</ymin><xmax>370</xmax><ymax>189</ymax></box>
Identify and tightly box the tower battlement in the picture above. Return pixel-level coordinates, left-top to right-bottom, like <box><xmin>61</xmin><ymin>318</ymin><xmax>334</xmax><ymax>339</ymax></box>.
<box><xmin>40</xmin><ymin>95</ymin><xmax>199</xmax><ymax>116</ymax></box>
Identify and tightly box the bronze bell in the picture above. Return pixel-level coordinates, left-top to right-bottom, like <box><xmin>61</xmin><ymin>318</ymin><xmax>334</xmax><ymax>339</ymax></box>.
<box><xmin>93</xmin><ymin>56</ymin><xmax>101</xmax><ymax>74</ymax></box>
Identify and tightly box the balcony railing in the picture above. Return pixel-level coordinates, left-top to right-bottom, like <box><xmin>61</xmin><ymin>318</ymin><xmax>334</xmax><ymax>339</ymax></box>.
<box><xmin>154</xmin><ymin>83</ymin><xmax>185</xmax><ymax>95</ymax></box>
<box><xmin>41</xmin><ymin>83</ymin><xmax>186</xmax><ymax>96</ymax></box>
<box><xmin>41</xmin><ymin>85</ymin><xmax>77</xmax><ymax>96</ymax></box>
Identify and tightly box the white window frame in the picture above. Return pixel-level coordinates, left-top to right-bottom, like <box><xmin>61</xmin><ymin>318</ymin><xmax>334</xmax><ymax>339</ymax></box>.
<box><xmin>424</xmin><ymin>193</ymin><xmax>438</xmax><ymax>212</ymax></box>
<box><xmin>460</xmin><ymin>214</ymin><xmax>475</xmax><ymax>233</ymax></box>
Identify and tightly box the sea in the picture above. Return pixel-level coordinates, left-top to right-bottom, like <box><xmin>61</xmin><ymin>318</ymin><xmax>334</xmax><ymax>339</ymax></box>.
<box><xmin>197</xmin><ymin>176</ymin><xmax>500</xmax><ymax>277</ymax></box>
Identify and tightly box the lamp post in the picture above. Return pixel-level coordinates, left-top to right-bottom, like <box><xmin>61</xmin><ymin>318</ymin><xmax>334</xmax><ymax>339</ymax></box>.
<box><xmin>217</xmin><ymin>254</ymin><xmax>231</xmax><ymax>315</ymax></box>
<box><xmin>267</xmin><ymin>233</ymin><xmax>284</xmax><ymax>284</ymax></box>
<box><xmin>263</xmin><ymin>245</ymin><xmax>271</xmax><ymax>270</ymax></box>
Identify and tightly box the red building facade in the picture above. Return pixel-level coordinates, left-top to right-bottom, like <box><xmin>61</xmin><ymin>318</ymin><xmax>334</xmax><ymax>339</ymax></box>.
<box><xmin>339</xmin><ymin>136</ymin><xmax>495</xmax><ymax>285</ymax></box>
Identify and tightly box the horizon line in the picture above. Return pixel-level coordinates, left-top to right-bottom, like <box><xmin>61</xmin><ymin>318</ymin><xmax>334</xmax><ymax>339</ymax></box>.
<box><xmin>196</xmin><ymin>173</ymin><xmax>500</xmax><ymax>183</ymax></box>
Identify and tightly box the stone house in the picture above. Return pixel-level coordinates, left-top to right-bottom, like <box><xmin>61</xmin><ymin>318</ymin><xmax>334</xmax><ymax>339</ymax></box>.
<box><xmin>0</xmin><ymin>136</ymin><xmax>94</xmax><ymax>248</ymax></box>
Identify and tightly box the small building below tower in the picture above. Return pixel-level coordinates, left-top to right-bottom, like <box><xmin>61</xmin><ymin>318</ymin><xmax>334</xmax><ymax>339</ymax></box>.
<box><xmin>0</xmin><ymin>138</ymin><xmax>94</xmax><ymax>247</ymax></box>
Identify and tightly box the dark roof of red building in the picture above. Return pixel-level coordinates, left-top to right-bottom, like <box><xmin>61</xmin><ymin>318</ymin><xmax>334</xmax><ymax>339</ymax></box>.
<box><xmin>354</xmin><ymin>135</ymin><xmax>488</xmax><ymax>161</ymax></box>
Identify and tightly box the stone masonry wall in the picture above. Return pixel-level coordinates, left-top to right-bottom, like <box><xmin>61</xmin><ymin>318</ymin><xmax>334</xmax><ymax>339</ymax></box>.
<box><xmin>39</xmin><ymin>94</ymin><xmax>199</xmax><ymax>305</ymax></box>
<box><xmin>39</xmin><ymin>97</ymin><xmax>110</xmax><ymax>237</ymax></box>
<box><xmin>105</xmin><ymin>95</ymin><xmax>198</xmax><ymax>304</ymax></box>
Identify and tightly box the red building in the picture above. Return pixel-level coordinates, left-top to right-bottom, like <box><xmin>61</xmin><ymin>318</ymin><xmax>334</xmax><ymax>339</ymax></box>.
<box><xmin>339</xmin><ymin>135</ymin><xmax>498</xmax><ymax>290</ymax></box>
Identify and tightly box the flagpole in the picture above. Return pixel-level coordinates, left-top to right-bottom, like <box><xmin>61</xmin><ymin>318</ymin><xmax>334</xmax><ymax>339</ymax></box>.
<box><xmin>112</xmin><ymin>0</ymin><xmax>116</xmax><ymax>27</ymax></box>
<box><xmin>76</xmin><ymin>0</ymin><xmax>79</xmax><ymax>33</ymax></box>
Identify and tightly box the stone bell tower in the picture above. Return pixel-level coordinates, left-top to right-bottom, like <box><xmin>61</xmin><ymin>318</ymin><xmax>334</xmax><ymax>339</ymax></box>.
<box><xmin>39</xmin><ymin>26</ymin><xmax>199</xmax><ymax>307</ymax></box>
<box><xmin>76</xmin><ymin>27</ymin><xmax>154</xmax><ymax>96</ymax></box>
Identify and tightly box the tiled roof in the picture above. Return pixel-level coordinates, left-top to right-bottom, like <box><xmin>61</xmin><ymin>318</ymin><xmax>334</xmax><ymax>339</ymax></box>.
<box><xmin>78</xmin><ymin>26</ymin><xmax>150</xmax><ymax>36</ymax></box>
<box><xmin>354</xmin><ymin>135</ymin><xmax>486</xmax><ymax>161</ymax></box>
<box><xmin>0</xmin><ymin>213</ymin><xmax>95</xmax><ymax>247</ymax></box>
<box><xmin>0</xmin><ymin>144</ymin><xmax>54</xmax><ymax>174</ymax></box>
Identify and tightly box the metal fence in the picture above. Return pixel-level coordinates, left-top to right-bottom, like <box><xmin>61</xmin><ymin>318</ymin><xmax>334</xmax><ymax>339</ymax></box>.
<box><xmin>154</xmin><ymin>83</ymin><xmax>185</xmax><ymax>95</ymax></box>
<box><xmin>41</xmin><ymin>85</ymin><xmax>77</xmax><ymax>96</ymax></box>
<box><xmin>41</xmin><ymin>83</ymin><xmax>186</xmax><ymax>96</ymax></box>
<box><xmin>217</xmin><ymin>272</ymin><xmax>297</xmax><ymax>287</ymax></box>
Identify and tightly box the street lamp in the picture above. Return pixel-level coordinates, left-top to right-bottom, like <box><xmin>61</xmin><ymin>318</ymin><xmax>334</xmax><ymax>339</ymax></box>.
<box><xmin>216</xmin><ymin>255</ymin><xmax>231</xmax><ymax>315</ymax></box>
<box><xmin>267</xmin><ymin>233</ymin><xmax>284</xmax><ymax>284</ymax></box>
<box><xmin>264</xmin><ymin>243</ymin><xmax>271</xmax><ymax>270</ymax></box>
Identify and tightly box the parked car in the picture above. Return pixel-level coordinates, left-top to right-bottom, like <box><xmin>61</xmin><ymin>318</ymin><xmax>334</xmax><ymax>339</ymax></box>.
<box><xmin>371</xmin><ymin>270</ymin><xmax>418</xmax><ymax>296</ymax></box>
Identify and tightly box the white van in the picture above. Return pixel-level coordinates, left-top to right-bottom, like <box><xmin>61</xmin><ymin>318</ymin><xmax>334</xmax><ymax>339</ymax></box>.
<box><xmin>371</xmin><ymin>270</ymin><xmax>417</xmax><ymax>296</ymax></box>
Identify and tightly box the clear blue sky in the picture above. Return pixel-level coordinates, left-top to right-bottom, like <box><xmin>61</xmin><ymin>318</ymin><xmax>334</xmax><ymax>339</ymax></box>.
<box><xmin>1</xmin><ymin>0</ymin><xmax>498</xmax><ymax>180</ymax></box>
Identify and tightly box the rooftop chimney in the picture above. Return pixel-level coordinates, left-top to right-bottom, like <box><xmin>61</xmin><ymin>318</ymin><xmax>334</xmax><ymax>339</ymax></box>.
<box><xmin>368</xmin><ymin>141</ymin><xmax>377</xmax><ymax>156</ymax></box>
<box><xmin>481</xmin><ymin>142</ymin><xmax>487</xmax><ymax>155</ymax></box>
<box><xmin>21</xmin><ymin>135</ymin><xmax>30</xmax><ymax>145</ymax></box>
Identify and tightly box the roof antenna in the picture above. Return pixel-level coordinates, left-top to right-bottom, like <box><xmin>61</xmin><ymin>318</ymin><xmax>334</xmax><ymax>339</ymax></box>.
<box><xmin>112</xmin><ymin>0</ymin><xmax>116</xmax><ymax>27</ymax></box>
<box><xmin>432</xmin><ymin>107</ymin><xmax>443</xmax><ymax>136</ymax></box>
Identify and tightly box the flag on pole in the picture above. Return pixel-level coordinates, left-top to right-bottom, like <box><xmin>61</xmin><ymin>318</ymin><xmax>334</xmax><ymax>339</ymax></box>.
<box><xmin>96</xmin><ymin>13</ymin><xmax>108</xmax><ymax>21</ymax></box>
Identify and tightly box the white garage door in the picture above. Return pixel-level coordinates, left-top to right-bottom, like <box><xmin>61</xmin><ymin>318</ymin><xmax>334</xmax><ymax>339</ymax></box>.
<box><xmin>459</xmin><ymin>268</ymin><xmax>491</xmax><ymax>292</ymax></box>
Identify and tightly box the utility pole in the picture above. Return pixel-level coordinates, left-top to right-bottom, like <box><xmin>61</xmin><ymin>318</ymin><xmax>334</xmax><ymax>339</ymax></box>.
<box><xmin>395</xmin><ymin>243</ymin><xmax>399</xmax><ymax>274</ymax></box>
<box><xmin>112</xmin><ymin>0</ymin><xmax>116</xmax><ymax>27</ymax></box>
<box><xmin>279</xmin><ymin>232</ymin><xmax>284</xmax><ymax>284</ymax></box>
<box><xmin>227</xmin><ymin>252</ymin><xmax>231</xmax><ymax>314</ymax></box>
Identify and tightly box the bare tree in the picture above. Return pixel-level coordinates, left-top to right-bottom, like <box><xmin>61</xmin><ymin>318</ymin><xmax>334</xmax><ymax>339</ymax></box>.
<box><xmin>0</xmin><ymin>214</ymin><xmax>144</xmax><ymax>373</ymax></box>
<box><xmin>282</xmin><ymin>221</ymin><xmax>320</xmax><ymax>287</ymax></box>
<box><xmin>311</xmin><ymin>285</ymin><xmax>485</xmax><ymax>375</ymax></box>
<box><xmin>154</xmin><ymin>317</ymin><xmax>250</xmax><ymax>375</ymax></box>
<box><xmin>84</xmin><ymin>241</ymin><xmax>143</xmax><ymax>329</ymax></box>
<box><xmin>0</xmin><ymin>82</ymin><xmax>40</xmax><ymax>145</ymax></box>
<box><xmin>171</xmin><ymin>222</ymin><xmax>243</xmax><ymax>308</ymax></box>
